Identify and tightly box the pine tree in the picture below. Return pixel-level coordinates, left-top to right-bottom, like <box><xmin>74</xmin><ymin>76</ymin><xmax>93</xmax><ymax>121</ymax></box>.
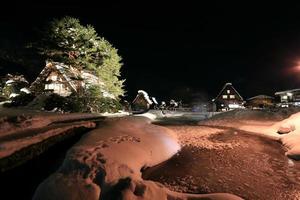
<box><xmin>35</xmin><ymin>16</ymin><xmax>125</xmax><ymax>97</ymax></box>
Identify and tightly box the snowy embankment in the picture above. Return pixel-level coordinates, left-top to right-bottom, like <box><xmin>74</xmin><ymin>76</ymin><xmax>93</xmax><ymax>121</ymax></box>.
<box><xmin>33</xmin><ymin>116</ymin><xmax>242</xmax><ymax>200</ymax></box>
<box><xmin>265</xmin><ymin>112</ymin><xmax>300</xmax><ymax>160</ymax></box>
<box><xmin>0</xmin><ymin>121</ymin><xmax>96</xmax><ymax>159</ymax></box>
<box><xmin>199</xmin><ymin>108</ymin><xmax>300</xmax><ymax>161</ymax></box>
<box><xmin>0</xmin><ymin>108</ymin><xmax>128</xmax><ymax>137</ymax></box>
<box><xmin>0</xmin><ymin>108</ymin><xmax>128</xmax><ymax>171</ymax></box>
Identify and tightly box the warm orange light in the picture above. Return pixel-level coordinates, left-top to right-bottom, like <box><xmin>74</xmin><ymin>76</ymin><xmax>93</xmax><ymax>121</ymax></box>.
<box><xmin>294</xmin><ymin>62</ymin><xmax>300</xmax><ymax>71</ymax></box>
<box><xmin>289</xmin><ymin>61</ymin><xmax>300</xmax><ymax>73</ymax></box>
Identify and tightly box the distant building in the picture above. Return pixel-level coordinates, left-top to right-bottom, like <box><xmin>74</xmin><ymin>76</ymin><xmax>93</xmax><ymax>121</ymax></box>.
<box><xmin>212</xmin><ymin>83</ymin><xmax>244</xmax><ymax>111</ymax></box>
<box><xmin>1</xmin><ymin>74</ymin><xmax>30</xmax><ymax>99</ymax></box>
<box><xmin>246</xmin><ymin>95</ymin><xmax>274</xmax><ymax>109</ymax></box>
<box><xmin>275</xmin><ymin>89</ymin><xmax>300</xmax><ymax>107</ymax></box>
<box><xmin>131</xmin><ymin>90</ymin><xmax>153</xmax><ymax>114</ymax></box>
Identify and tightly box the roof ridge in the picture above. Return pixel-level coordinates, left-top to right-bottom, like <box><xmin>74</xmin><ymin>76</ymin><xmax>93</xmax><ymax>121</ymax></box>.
<box><xmin>214</xmin><ymin>82</ymin><xmax>243</xmax><ymax>100</ymax></box>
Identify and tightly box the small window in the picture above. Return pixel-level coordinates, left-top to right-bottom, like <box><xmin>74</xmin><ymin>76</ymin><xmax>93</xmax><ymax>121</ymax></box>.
<box><xmin>227</xmin><ymin>90</ymin><xmax>230</xmax><ymax>94</ymax></box>
<box><xmin>230</xmin><ymin>95</ymin><xmax>235</xmax><ymax>99</ymax></box>
<box><xmin>282</xmin><ymin>95</ymin><xmax>288</xmax><ymax>100</ymax></box>
<box><xmin>222</xmin><ymin>95</ymin><xmax>228</xmax><ymax>99</ymax></box>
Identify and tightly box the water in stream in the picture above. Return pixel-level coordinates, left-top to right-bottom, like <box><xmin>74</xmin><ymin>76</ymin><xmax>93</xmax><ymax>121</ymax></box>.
<box><xmin>143</xmin><ymin>125</ymin><xmax>300</xmax><ymax>200</ymax></box>
<box><xmin>0</xmin><ymin>131</ymin><xmax>86</xmax><ymax>200</ymax></box>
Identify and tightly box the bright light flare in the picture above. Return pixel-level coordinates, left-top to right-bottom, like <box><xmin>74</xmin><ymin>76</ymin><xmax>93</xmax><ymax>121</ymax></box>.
<box><xmin>286</xmin><ymin>61</ymin><xmax>300</xmax><ymax>75</ymax></box>
<box><xmin>292</xmin><ymin>61</ymin><xmax>300</xmax><ymax>72</ymax></box>
<box><xmin>294</xmin><ymin>65</ymin><xmax>300</xmax><ymax>71</ymax></box>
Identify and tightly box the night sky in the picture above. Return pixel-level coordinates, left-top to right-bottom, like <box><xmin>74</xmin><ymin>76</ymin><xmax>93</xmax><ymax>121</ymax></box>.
<box><xmin>2</xmin><ymin>2</ymin><xmax>300</xmax><ymax>102</ymax></box>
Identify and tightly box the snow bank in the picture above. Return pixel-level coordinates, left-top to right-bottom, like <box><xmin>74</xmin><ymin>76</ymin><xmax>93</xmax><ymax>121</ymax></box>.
<box><xmin>203</xmin><ymin>109</ymin><xmax>300</xmax><ymax>161</ymax></box>
<box><xmin>0</xmin><ymin>121</ymin><xmax>96</xmax><ymax>159</ymax></box>
<box><xmin>33</xmin><ymin>116</ymin><xmax>242</xmax><ymax>200</ymax></box>
<box><xmin>198</xmin><ymin>109</ymin><xmax>300</xmax><ymax>137</ymax></box>
<box><xmin>265</xmin><ymin>112</ymin><xmax>300</xmax><ymax>160</ymax></box>
<box><xmin>0</xmin><ymin>108</ymin><xmax>104</xmax><ymax>137</ymax></box>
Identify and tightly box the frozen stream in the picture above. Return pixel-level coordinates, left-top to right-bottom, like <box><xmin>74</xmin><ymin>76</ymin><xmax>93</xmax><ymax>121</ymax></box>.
<box><xmin>143</xmin><ymin>124</ymin><xmax>300</xmax><ymax>200</ymax></box>
<box><xmin>0</xmin><ymin>128</ymin><xmax>91</xmax><ymax>200</ymax></box>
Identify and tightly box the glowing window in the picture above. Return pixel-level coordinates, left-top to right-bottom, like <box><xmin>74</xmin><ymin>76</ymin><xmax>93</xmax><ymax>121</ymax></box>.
<box><xmin>282</xmin><ymin>95</ymin><xmax>288</xmax><ymax>100</ymax></box>
<box><xmin>230</xmin><ymin>95</ymin><xmax>235</xmax><ymax>99</ymax></box>
<box><xmin>227</xmin><ymin>90</ymin><xmax>230</xmax><ymax>94</ymax></box>
<box><xmin>222</xmin><ymin>95</ymin><xmax>228</xmax><ymax>99</ymax></box>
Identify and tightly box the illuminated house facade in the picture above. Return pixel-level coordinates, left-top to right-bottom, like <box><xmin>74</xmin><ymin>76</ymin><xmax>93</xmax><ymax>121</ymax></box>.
<box><xmin>212</xmin><ymin>83</ymin><xmax>244</xmax><ymax>111</ymax></box>
<box><xmin>246</xmin><ymin>95</ymin><xmax>274</xmax><ymax>109</ymax></box>
<box><xmin>275</xmin><ymin>89</ymin><xmax>300</xmax><ymax>107</ymax></box>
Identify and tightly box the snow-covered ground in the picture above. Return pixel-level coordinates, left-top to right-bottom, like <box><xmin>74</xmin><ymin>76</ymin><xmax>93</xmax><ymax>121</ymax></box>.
<box><xmin>33</xmin><ymin>116</ymin><xmax>241</xmax><ymax>200</ymax></box>
<box><xmin>198</xmin><ymin>108</ymin><xmax>300</xmax><ymax>160</ymax></box>
<box><xmin>0</xmin><ymin>108</ymin><xmax>129</xmax><ymax>171</ymax></box>
<box><xmin>142</xmin><ymin>108</ymin><xmax>300</xmax><ymax>199</ymax></box>
<box><xmin>4</xmin><ymin>107</ymin><xmax>300</xmax><ymax>199</ymax></box>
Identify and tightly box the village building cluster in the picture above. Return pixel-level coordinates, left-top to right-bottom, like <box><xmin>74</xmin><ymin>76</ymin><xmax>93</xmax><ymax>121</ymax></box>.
<box><xmin>1</xmin><ymin>63</ymin><xmax>300</xmax><ymax>113</ymax></box>
<box><xmin>131</xmin><ymin>82</ymin><xmax>300</xmax><ymax>113</ymax></box>
<box><xmin>0</xmin><ymin>61</ymin><xmax>115</xmax><ymax>102</ymax></box>
<box><xmin>212</xmin><ymin>82</ymin><xmax>300</xmax><ymax>111</ymax></box>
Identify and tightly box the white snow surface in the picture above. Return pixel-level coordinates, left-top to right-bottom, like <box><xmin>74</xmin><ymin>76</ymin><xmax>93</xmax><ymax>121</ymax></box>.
<box><xmin>267</xmin><ymin>112</ymin><xmax>300</xmax><ymax>160</ymax></box>
<box><xmin>0</xmin><ymin>110</ymin><xmax>100</xmax><ymax>137</ymax></box>
<box><xmin>20</xmin><ymin>87</ymin><xmax>31</xmax><ymax>94</ymax></box>
<box><xmin>33</xmin><ymin>116</ymin><xmax>241</xmax><ymax>200</ymax></box>
<box><xmin>0</xmin><ymin>121</ymin><xmax>96</xmax><ymax>158</ymax></box>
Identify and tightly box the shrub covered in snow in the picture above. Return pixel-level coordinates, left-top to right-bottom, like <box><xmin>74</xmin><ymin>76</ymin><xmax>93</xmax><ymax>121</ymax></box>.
<box><xmin>7</xmin><ymin>93</ymin><xmax>36</xmax><ymax>107</ymax></box>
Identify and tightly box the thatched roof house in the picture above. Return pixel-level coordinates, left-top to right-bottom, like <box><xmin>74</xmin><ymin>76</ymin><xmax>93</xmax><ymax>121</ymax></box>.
<box><xmin>30</xmin><ymin>62</ymin><xmax>114</xmax><ymax>98</ymax></box>
<box><xmin>212</xmin><ymin>82</ymin><xmax>244</xmax><ymax>111</ymax></box>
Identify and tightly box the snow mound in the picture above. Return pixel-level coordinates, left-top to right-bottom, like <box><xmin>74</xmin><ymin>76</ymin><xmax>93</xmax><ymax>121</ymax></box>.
<box><xmin>268</xmin><ymin>112</ymin><xmax>300</xmax><ymax>160</ymax></box>
<box><xmin>277</xmin><ymin>123</ymin><xmax>295</xmax><ymax>134</ymax></box>
<box><xmin>33</xmin><ymin>117</ymin><xmax>241</xmax><ymax>200</ymax></box>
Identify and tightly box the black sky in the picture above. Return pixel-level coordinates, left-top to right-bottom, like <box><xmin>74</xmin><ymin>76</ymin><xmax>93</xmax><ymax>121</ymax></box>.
<box><xmin>2</xmin><ymin>2</ymin><xmax>300</xmax><ymax>101</ymax></box>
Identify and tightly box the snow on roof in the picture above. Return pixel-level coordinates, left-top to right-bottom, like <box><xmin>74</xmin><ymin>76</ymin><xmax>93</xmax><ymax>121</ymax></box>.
<box><xmin>5</xmin><ymin>80</ymin><xmax>15</xmax><ymax>84</ymax></box>
<box><xmin>9</xmin><ymin>93</ymin><xmax>19</xmax><ymax>98</ymax></box>
<box><xmin>151</xmin><ymin>97</ymin><xmax>158</xmax><ymax>104</ymax></box>
<box><xmin>20</xmin><ymin>88</ymin><xmax>31</xmax><ymax>94</ymax></box>
<box><xmin>247</xmin><ymin>95</ymin><xmax>274</xmax><ymax>100</ymax></box>
<box><xmin>5</xmin><ymin>74</ymin><xmax>28</xmax><ymax>84</ymax></box>
<box><xmin>138</xmin><ymin>90</ymin><xmax>153</xmax><ymax>104</ymax></box>
<box><xmin>54</xmin><ymin>64</ymin><xmax>78</xmax><ymax>92</ymax></box>
<box><xmin>275</xmin><ymin>88</ymin><xmax>300</xmax><ymax>95</ymax></box>
<box><xmin>215</xmin><ymin>82</ymin><xmax>243</xmax><ymax>100</ymax></box>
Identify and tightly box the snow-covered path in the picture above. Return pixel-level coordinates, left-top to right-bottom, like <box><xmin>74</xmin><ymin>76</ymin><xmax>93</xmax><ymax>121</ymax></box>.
<box><xmin>0</xmin><ymin>110</ymin><xmax>107</xmax><ymax>171</ymax></box>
